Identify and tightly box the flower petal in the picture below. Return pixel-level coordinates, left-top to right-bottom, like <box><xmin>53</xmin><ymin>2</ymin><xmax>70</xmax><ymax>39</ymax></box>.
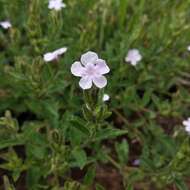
<box><xmin>79</xmin><ymin>76</ymin><xmax>92</xmax><ymax>89</ymax></box>
<box><xmin>71</xmin><ymin>61</ymin><xmax>85</xmax><ymax>77</ymax></box>
<box><xmin>125</xmin><ymin>49</ymin><xmax>142</xmax><ymax>65</ymax></box>
<box><xmin>93</xmin><ymin>75</ymin><xmax>107</xmax><ymax>88</ymax></box>
<box><xmin>60</xmin><ymin>2</ymin><xmax>66</xmax><ymax>8</ymax></box>
<box><xmin>125</xmin><ymin>56</ymin><xmax>129</xmax><ymax>62</ymax></box>
<box><xmin>54</xmin><ymin>47</ymin><xmax>67</xmax><ymax>55</ymax></box>
<box><xmin>103</xmin><ymin>94</ymin><xmax>110</xmax><ymax>101</ymax></box>
<box><xmin>48</xmin><ymin>0</ymin><xmax>66</xmax><ymax>10</ymax></box>
<box><xmin>185</xmin><ymin>126</ymin><xmax>190</xmax><ymax>135</ymax></box>
<box><xmin>131</xmin><ymin>60</ymin><xmax>138</xmax><ymax>66</ymax></box>
<box><xmin>0</xmin><ymin>21</ymin><xmax>11</xmax><ymax>29</ymax></box>
<box><xmin>43</xmin><ymin>53</ymin><xmax>55</xmax><ymax>62</ymax></box>
<box><xmin>95</xmin><ymin>59</ymin><xmax>110</xmax><ymax>74</ymax></box>
<box><xmin>81</xmin><ymin>51</ymin><xmax>98</xmax><ymax>65</ymax></box>
<box><xmin>136</xmin><ymin>54</ymin><xmax>142</xmax><ymax>62</ymax></box>
<box><xmin>131</xmin><ymin>49</ymin><xmax>139</xmax><ymax>55</ymax></box>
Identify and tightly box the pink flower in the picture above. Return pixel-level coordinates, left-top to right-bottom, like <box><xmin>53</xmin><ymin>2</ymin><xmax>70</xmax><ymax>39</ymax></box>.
<box><xmin>125</xmin><ymin>49</ymin><xmax>142</xmax><ymax>66</ymax></box>
<box><xmin>43</xmin><ymin>47</ymin><xmax>67</xmax><ymax>62</ymax></box>
<box><xmin>48</xmin><ymin>0</ymin><xmax>66</xmax><ymax>11</ymax></box>
<box><xmin>0</xmin><ymin>21</ymin><xmax>11</xmax><ymax>29</ymax></box>
<box><xmin>71</xmin><ymin>51</ymin><xmax>110</xmax><ymax>90</ymax></box>
<box><xmin>182</xmin><ymin>118</ymin><xmax>190</xmax><ymax>135</ymax></box>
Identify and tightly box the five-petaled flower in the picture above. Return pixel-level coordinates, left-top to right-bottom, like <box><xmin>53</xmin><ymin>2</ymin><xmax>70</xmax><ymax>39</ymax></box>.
<box><xmin>48</xmin><ymin>0</ymin><xmax>66</xmax><ymax>11</ymax></box>
<box><xmin>125</xmin><ymin>49</ymin><xmax>142</xmax><ymax>66</ymax></box>
<box><xmin>103</xmin><ymin>94</ymin><xmax>110</xmax><ymax>102</ymax></box>
<box><xmin>43</xmin><ymin>47</ymin><xmax>67</xmax><ymax>62</ymax></box>
<box><xmin>71</xmin><ymin>51</ymin><xmax>110</xmax><ymax>90</ymax></box>
<box><xmin>0</xmin><ymin>21</ymin><xmax>11</xmax><ymax>29</ymax></box>
<box><xmin>182</xmin><ymin>118</ymin><xmax>190</xmax><ymax>135</ymax></box>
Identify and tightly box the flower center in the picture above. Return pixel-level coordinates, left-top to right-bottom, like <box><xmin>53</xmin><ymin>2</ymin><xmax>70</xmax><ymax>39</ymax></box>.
<box><xmin>84</xmin><ymin>64</ymin><xmax>99</xmax><ymax>77</ymax></box>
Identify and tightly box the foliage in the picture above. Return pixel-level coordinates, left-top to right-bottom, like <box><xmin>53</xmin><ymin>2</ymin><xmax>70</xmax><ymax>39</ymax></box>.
<box><xmin>0</xmin><ymin>0</ymin><xmax>190</xmax><ymax>189</ymax></box>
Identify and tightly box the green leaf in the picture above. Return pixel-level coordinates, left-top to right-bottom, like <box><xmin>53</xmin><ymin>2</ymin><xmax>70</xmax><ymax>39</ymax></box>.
<box><xmin>69</xmin><ymin>126</ymin><xmax>86</xmax><ymax>146</ymax></box>
<box><xmin>22</xmin><ymin>122</ymin><xmax>44</xmax><ymax>138</ymax></box>
<box><xmin>115</xmin><ymin>139</ymin><xmax>129</xmax><ymax>165</ymax></box>
<box><xmin>72</xmin><ymin>148</ymin><xmax>87</xmax><ymax>169</ymax></box>
<box><xmin>0</xmin><ymin>135</ymin><xmax>24</xmax><ymax>149</ymax></box>
<box><xmin>127</xmin><ymin>170</ymin><xmax>144</xmax><ymax>187</ymax></box>
<box><xmin>42</xmin><ymin>100</ymin><xmax>59</xmax><ymax>128</ymax></box>
<box><xmin>174</xmin><ymin>178</ymin><xmax>188</xmax><ymax>190</ymax></box>
<box><xmin>118</xmin><ymin>0</ymin><xmax>129</xmax><ymax>29</ymax></box>
<box><xmin>26</xmin><ymin>167</ymin><xmax>42</xmax><ymax>190</ymax></box>
<box><xmin>94</xmin><ymin>128</ymin><xmax>127</xmax><ymax>141</ymax></box>
<box><xmin>70</xmin><ymin>117</ymin><xmax>90</xmax><ymax>136</ymax></box>
<box><xmin>126</xmin><ymin>184</ymin><xmax>134</xmax><ymax>190</ymax></box>
<box><xmin>3</xmin><ymin>176</ymin><xmax>15</xmax><ymax>190</ymax></box>
<box><xmin>84</xmin><ymin>165</ymin><xmax>96</xmax><ymax>186</ymax></box>
<box><xmin>0</xmin><ymin>148</ymin><xmax>25</xmax><ymax>182</ymax></box>
<box><xmin>26</xmin><ymin>143</ymin><xmax>47</xmax><ymax>160</ymax></box>
<box><xmin>96</xmin><ymin>184</ymin><xmax>105</xmax><ymax>190</ymax></box>
<box><xmin>141</xmin><ymin>89</ymin><xmax>152</xmax><ymax>107</ymax></box>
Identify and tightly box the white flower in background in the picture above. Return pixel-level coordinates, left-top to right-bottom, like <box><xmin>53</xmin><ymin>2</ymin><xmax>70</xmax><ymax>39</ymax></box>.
<box><xmin>71</xmin><ymin>51</ymin><xmax>110</xmax><ymax>90</ymax></box>
<box><xmin>182</xmin><ymin>118</ymin><xmax>190</xmax><ymax>135</ymax></box>
<box><xmin>125</xmin><ymin>49</ymin><xmax>142</xmax><ymax>66</ymax></box>
<box><xmin>187</xmin><ymin>46</ymin><xmax>190</xmax><ymax>51</ymax></box>
<box><xmin>48</xmin><ymin>0</ymin><xmax>66</xmax><ymax>11</ymax></box>
<box><xmin>43</xmin><ymin>47</ymin><xmax>67</xmax><ymax>62</ymax></box>
<box><xmin>133</xmin><ymin>159</ymin><xmax>140</xmax><ymax>166</ymax></box>
<box><xmin>103</xmin><ymin>94</ymin><xmax>110</xmax><ymax>102</ymax></box>
<box><xmin>0</xmin><ymin>21</ymin><xmax>11</xmax><ymax>29</ymax></box>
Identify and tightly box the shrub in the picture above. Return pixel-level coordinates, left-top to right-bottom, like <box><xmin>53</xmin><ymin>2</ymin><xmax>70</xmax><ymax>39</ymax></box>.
<box><xmin>0</xmin><ymin>0</ymin><xmax>190</xmax><ymax>189</ymax></box>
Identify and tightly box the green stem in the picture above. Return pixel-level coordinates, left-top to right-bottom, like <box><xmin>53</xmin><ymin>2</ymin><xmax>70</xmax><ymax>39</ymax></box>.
<box><xmin>99</xmin><ymin>4</ymin><xmax>107</xmax><ymax>49</ymax></box>
<box><xmin>118</xmin><ymin>0</ymin><xmax>129</xmax><ymax>30</ymax></box>
<box><xmin>106</xmin><ymin>154</ymin><xmax>121</xmax><ymax>170</ymax></box>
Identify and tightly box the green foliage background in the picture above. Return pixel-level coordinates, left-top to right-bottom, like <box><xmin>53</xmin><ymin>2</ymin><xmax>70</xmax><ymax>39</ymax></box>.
<box><xmin>0</xmin><ymin>0</ymin><xmax>190</xmax><ymax>189</ymax></box>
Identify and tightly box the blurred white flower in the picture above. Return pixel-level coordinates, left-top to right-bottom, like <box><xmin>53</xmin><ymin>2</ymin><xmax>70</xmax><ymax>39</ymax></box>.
<box><xmin>0</xmin><ymin>21</ymin><xmax>11</xmax><ymax>29</ymax></box>
<box><xmin>43</xmin><ymin>47</ymin><xmax>67</xmax><ymax>62</ymax></box>
<box><xmin>71</xmin><ymin>51</ymin><xmax>110</xmax><ymax>90</ymax></box>
<box><xmin>48</xmin><ymin>0</ymin><xmax>66</xmax><ymax>11</ymax></box>
<box><xmin>125</xmin><ymin>49</ymin><xmax>142</xmax><ymax>66</ymax></box>
<box><xmin>133</xmin><ymin>159</ymin><xmax>140</xmax><ymax>166</ymax></box>
<box><xmin>183</xmin><ymin>118</ymin><xmax>190</xmax><ymax>135</ymax></box>
<box><xmin>187</xmin><ymin>46</ymin><xmax>190</xmax><ymax>51</ymax></box>
<box><xmin>103</xmin><ymin>94</ymin><xmax>110</xmax><ymax>102</ymax></box>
